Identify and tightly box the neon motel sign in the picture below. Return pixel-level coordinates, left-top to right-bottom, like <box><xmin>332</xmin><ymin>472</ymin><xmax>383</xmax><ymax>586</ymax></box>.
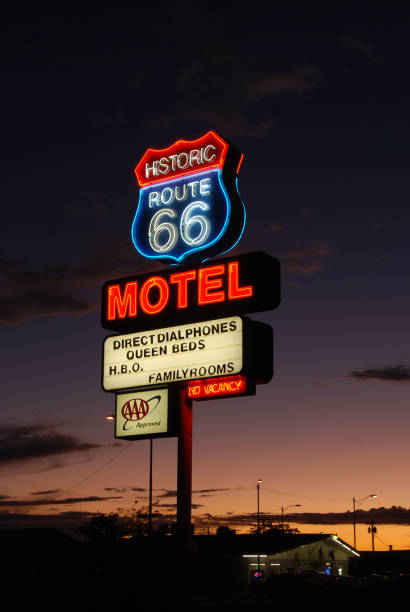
<box><xmin>101</xmin><ymin>131</ymin><xmax>278</xmax><ymax>429</ymax></box>
<box><xmin>101</xmin><ymin>251</ymin><xmax>280</xmax><ymax>333</ymax></box>
<box><xmin>131</xmin><ymin>131</ymin><xmax>245</xmax><ymax>263</ymax></box>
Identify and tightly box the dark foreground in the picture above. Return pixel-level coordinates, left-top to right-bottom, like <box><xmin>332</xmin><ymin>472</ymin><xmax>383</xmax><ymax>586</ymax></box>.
<box><xmin>2</xmin><ymin>531</ymin><xmax>410</xmax><ymax>610</ymax></box>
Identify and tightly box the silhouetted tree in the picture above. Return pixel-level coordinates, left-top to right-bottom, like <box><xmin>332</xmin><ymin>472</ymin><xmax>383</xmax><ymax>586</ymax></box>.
<box><xmin>122</xmin><ymin>507</ymin><xmax>171</xmax><ymax>537</ymax></box>
<box><xmin>250</xmin><ymin>520</ymin><xmax>300</xmax><ymax>535</ymax></box>
<box><xmin>216</xmin><ymin>525</ymin><xmax>236</xmax><ymax>536</ymax></box>
<box><xmin>77</xmin><ymin>513</ymin><xmax>124</xmax><ymax>543</ymax></box>
<box><xmin>78</xmin><ymin>509</ymin><xmax>172</xmax><ymax>541</ymax></box>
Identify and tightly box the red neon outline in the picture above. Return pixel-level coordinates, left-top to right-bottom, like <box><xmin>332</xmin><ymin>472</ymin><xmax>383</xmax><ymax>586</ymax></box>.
<box><xmin>198</xmin><ymin>264</ymin><xmax>225</xmax><ymax>305</ymax></box>
<box><xmin>107</xmin><ymin>282</ymin><xmax>138</xmax><ymax>320</ymax></box>
<box><xmin>139</xmin><ymin>277</ymin><xmax>169</xmax><ymax>315</ymax></box>
<box><xmin>135</xmin><ymin>131</ymin><xmax>229</xmax><ymax>187</ymax></box>
<box><xmin>170</xmin><ymin>269</ymin><xmax>196</xmax><ymax>309</ymax></box>
<box><xmin>227</xmin><ymin>261</ymin><xmax>253</xmax><ymax>300</ymax></box>
<box><xmin>236</xmin><ymin>153</ymin><xmax>244</xmax><ymax>174</ymax></box>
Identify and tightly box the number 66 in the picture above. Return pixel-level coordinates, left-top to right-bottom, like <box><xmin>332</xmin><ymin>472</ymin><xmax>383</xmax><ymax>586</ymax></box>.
<box><xmin>148</xmin><ymin>201</ymin><xmax>211</xmax><ymax>253</ymax></box>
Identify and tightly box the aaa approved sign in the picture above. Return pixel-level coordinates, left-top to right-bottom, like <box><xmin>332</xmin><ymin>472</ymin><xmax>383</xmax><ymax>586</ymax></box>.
<box><xmin>102</xmin><ymin>316</ymin><xmax>243</xmax><ymax>391</ymax></box>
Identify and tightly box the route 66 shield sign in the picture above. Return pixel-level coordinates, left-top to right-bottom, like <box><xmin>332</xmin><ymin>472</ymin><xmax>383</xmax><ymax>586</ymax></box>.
<box><xmin>132</xmin><ymin>131</ymin><xmax>246</xmax><ymax>264</ymax></box>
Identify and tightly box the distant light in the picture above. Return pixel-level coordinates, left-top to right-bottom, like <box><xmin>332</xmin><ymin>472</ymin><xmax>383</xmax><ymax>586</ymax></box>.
<box><xmin>242</xmin><ymin>554</ymin><xmax>267</xmax><ymax>558</ymax></box>
<box><xmin>106</xmin><ymin>414</ymin><xmax>115</xmax><ymax>421</ymax></box>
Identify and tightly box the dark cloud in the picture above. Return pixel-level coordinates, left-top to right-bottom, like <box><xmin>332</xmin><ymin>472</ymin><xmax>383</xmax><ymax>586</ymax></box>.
<box><xmin>155</xmin><ymin>488</ymin><xmax>235</xmax><ymax>501</ymax></box>
<box><xmin>192</xmin><ymin>507</ymin><xmax>410</xmax><ymax>533</ymax></box>
<box><xmin>104</xmin><ymin>487</ymin><xmax>128</xmax><ymax>493</ymax></box>
<box><xmin>193</xmin><ymin>488</ymin><xmax>234</xmax><ymax>498</ymax></box>
<box><xmin>258</xmin><ymin>223</ymin><xmax>331</xmax><ymax>278</ymax></box>
<box><xmin>156</xmin><ymin>502</ymin><xmax>203</xmax><ymax>509</ymax></box>
<box><xmin>338</xmin><ymin>35</ymin><xmax>383</xmax><ymax>66</ymax></box>
<box><xmin>280</xmin><ymin>508</ymin><xmax>410</xmax><ymax>526</ymax></box>
<box><xmin>31</xmin><ymin>489</ymin><xmax>61</xmax><ymax>496</ymax></box>
<box><xmin>157</xmin><ymin>490</ymin><xmax>177</xmax><ymax>498</ymax></box>
<box><xmin>3</xmin><ymin>506</ymin><xmax>409</xmax><ymax>535</ymax></box>
<box><xmin>0</xmin><ymin>510</ymin><xmax>98</xmax><ymax>532</ymax></box>
<box><xmin>147</xmin><ymin>49</ymin><xmax>324</xmax><ymax>139</ymax></box>
<box><xmin>0</xmin><ymin>495</ymin><xmax>123</xmax><ymax>507</ymax></box>
<box><xmin>281</xmin><ymin>241</ymin><xmax>330</xmax><ymax>275</ymax></box>
<box><xmin>0</xmin><ymin>289</ymin><xmax>94</xmax><ymax>323</ymax></box>
<box><xmin>299</xmin><ymin>208</ymin><xmax>314</xmax><ymax>218</ymax></box>
<box><xmin>350</xmin><ymin>364</ymin><xmax>410</xmax><ymax>383</ymax></box>
<box><xmin>193</xmin><ymin>488</ymin><xmax>232</xmax><ymax>494</ymax></box>
<box><xmin>0</xmin><ymin>242</ymin><xmax>155</xmax><ymax>324</ymax></box>
<box><xmin>0</xmin><ymin>424</ymin><xmax>101</xmax><ymax>465</ymax></box>
<box><xmin>265</xmin><ymin>224</ymin><xmax>285</xmax><ymax>233</ymax></box>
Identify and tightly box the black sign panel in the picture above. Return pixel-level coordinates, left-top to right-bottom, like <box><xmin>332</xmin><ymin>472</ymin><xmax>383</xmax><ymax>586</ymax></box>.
<box><xmin>101</xmin><ymin>251</ymin><xmax>280</xmax><ymax>333</ymax></box>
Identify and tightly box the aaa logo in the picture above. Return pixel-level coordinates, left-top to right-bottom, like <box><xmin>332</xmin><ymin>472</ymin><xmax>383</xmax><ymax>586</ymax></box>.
<box><xmin>132</xmin><ymin>131</ymin><xmax>246</xmax><ymax>264</ymax></box>
<box><xmin>121</xmin><ymin>395</ymin><xmax>161</xmax><ymax>430</ymax></box>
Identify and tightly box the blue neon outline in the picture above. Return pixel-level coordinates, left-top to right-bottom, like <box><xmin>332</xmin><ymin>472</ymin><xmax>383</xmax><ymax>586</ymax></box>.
<box><xmin>131</xmin><ymin>168</ymin><xmax>242</xmax><ymax>263</ymax></box>
<box><xmin>218</xmin><ymin>176</ymin><xmax>247</xmax><ymax>257</ymax></box>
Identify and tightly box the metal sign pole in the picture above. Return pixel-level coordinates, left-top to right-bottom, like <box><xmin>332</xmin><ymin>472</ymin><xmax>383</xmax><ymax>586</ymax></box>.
<box><xmin>148</xmin><ymin>438</ymin><xmax>153</xmax><ymax>535</ymax></box>
<box><xmin>177</xmin><ymin>387</ymin><xmax>193</xmax><ymax>611</ymax></box>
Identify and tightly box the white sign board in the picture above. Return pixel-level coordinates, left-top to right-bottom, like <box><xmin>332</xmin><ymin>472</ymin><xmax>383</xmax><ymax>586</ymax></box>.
<box><xmin>115</xmin><ymin>388</ymin><xmax>169</xmax><ymax>439</ymax></box>
<box><xmin>103</xmin><ymin>316</ymin><xmax>243</xmax><ymax>391</ymax></box>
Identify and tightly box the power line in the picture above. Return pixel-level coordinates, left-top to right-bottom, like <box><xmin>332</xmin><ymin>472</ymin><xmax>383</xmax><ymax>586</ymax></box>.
<box><xmin>0</xmin><ymin>445</ymin><xmax>130</xmax><ymax>502</ymax></box>
<box><xmin>53</xmin><ymin>445</ymin><xmax>130</xmax><ymax>498</ymax></box>
<box><xmin>0</xmin><ymin>473</ymin><xmax>45</xmax><ymax>487</ymax></box>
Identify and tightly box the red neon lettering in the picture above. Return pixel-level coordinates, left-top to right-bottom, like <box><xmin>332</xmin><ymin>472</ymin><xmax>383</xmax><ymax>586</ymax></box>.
<box><xmin>135</xmin><ymin>131</ymin><xmax>229</xmax><ymax>187</ymax></box>
<box><xmin>228</xmin><ymin>262</ymin><xmax>253</xmax><ymax>300</ymax></box>
<box><xmin>107</xmin><ymin>282</ymin><xmax>138</xmax><ymax>320</ymax></box>
<box><xmin>187</xmin><ymin>376</ymin><xmax>247</xmax><ymax>399</ymax></box>
<box><xmin>198</xmin><ymin>265</ymin><xmax>225</xmax><ymax>305</ymax></box>
<box><xmin>187</xmin><ymin>384</ymin><xmax>201</xmax><ymax>398</ymax></box>
<box><xmin>139</xmin><ymin>277</ymin><xmax>169</xmax><ymax>315</ymax></box>
<box><xmin>170</xmin><ymin>270</ymin><xmax>196</xmax><ymax>309</ymax></box>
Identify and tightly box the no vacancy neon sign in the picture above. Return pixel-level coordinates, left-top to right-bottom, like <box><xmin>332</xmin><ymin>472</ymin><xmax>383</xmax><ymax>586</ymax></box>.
<box><xmin>132</xmin><ymin>131</ymin><xmax>245</xmax><ymax>263</ymax></box>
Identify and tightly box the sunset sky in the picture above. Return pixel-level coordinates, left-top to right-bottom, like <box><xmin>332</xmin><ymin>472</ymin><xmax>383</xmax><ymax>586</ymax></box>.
<box><xmin>1</xmin><ymin>6</ymin><xmax>410</xmax><ymax>551</ymax></box>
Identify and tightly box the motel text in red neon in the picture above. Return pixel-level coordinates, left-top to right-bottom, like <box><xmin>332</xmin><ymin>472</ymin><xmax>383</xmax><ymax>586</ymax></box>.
<box><xmin>101</xmin><ymin>251</ymin><xmax>281</xmax><ymax>333</ymax></box>
<box><xmin>107</xmin><ymin>260</ymin><xmax>251</xmax><ymax>322</ymax></box>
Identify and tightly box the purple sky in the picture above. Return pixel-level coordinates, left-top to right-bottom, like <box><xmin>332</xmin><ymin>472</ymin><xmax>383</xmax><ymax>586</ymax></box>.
<box><xmin>1</xmin><ymin>6</ymin><xmax>410</xmax><ymax>550</ymax></box>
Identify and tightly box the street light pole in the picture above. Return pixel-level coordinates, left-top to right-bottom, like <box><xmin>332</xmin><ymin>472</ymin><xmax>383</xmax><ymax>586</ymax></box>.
<box><xmin>353</xmin><ymin>496</ymin><xmax>356</xmax><ymax>549</ymax></box>
<box><xmin>281</xmin><ymin>504</ymin><xmax>301</xmax><ymax>532</ymax></box>
<box><xmin>148</xmin><ymin>438</ymin><xmax>153</xmax><ymax>535</ymax></box>
<box><xmin>353</xmin><ymin>494</ymin><xmax>377</xmax><ymax>549</ymax></box>
<box><xmin>257</xmin><ymin>479</ymin><xmax>262</xmax><ymax>535</ymax></box>
<box><xmin>256</xmin><ymin>479</ymin><xmax>262</xmax><ymax>576</ymax></box>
